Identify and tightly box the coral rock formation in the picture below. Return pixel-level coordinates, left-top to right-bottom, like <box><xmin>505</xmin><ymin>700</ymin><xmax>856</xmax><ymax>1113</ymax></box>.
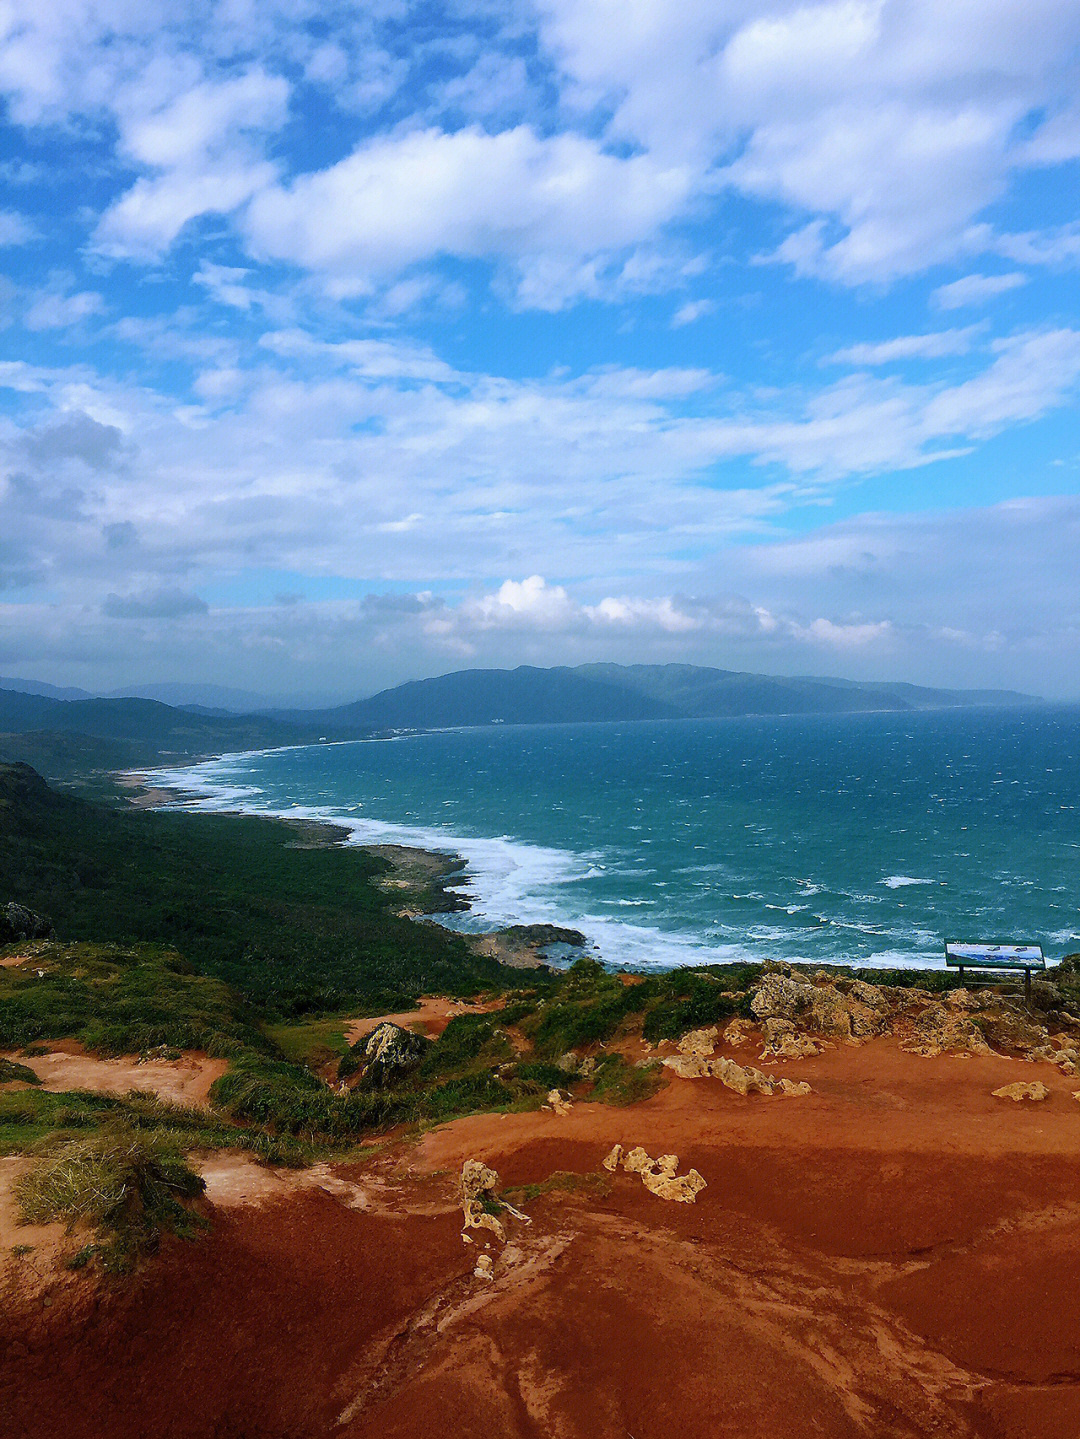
<box><xmin>991</xmin><ymin>1081</ymin><xmax>1051</xmax><ymax>1102</ymax></box>
<box><xmin>606</xmin><ymin>1145</ymin><xmax>706</xmax><ymax>1203</ymax></box>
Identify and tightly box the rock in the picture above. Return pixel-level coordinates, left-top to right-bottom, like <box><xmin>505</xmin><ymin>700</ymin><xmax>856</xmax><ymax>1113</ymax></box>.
<box><xmin>473</xmin><ymin>1254</ymin><xmax>494</xmax><ymax>1280</ymax></box>
<box><xmin>992</xmin><ymin>1081</ymin><xmax>1051</xmax><ymax>1102</ymax></box>
<box><xmin>616</xmin><ymin>1146</ymin><xmax>707</xmax><ymax>1203</ymax></box>
<box><xmin>759</xmin><ymin>1017</ymin><xmax>823</xmax><ymax>1061</ymax></box>
<box><xmin>556</xmin><ymin>1051</ymin><xmax>578</xmax><ymax>1072</ymax></box>
<box><xmin>943</xmin><ymin>987</ymin><xmax>981</xmax><ymax>1011</ymax></box>
<box><xmin>640</xmin><ymin>1166</ymin><xmax>707</xmax><ymax>1203</ymax></box>
<box><xmin>545</xmin><ymin>1088</ymin><xmax>573</xmax><ymax>1116</ymax></box>
<box><xmin>578</xmin><ymin>1056</ymin><xmax>597</xmax><ymax>1079</ymax></box>
<box><xmin>708</xmin><ymin>1056</ymin><xmax>778</xmax><ymax>1096</ymax></box>
<box><xmin>622</xmin><ymin>1146</ymin><xmax>654</xmax><ymax>1175</ymax></box>
<box><xmin>750</xmin><ymin>973</ymin><xmax>814</xmax><ymax>1023</ymax></box>
<box><xmin>750</xmin><ymin>972</ymin><xmax>887</xmax><ymax>1043</ymax></box>
<box><xmin>677</xmin><ymin>1026</ymin><xmax>718</xmax><ymax>1058</ymax></box>
<box><xmin>661</xmin><ymin>1053</ymin><xmax>710</xmax><ymax>1079</ymax></box>
<box><xmin>357</xmin><ymin>1021</ymin><xmax>428</xmax><ymax>1086</ymax></box>
<box><xmin>601</xmin><ymin>1144</ymin><xmax>623</xmax><ymax>1171</ymax></box>
<box><xmin>0</xmin><ymin>903</ymin><xmax>53</xmax><ymax>944</ymax></box>
<box><xmin>461</xmin><ymin>1159</ymin><xmax>507</xmax><ymax>1241</ymax></box>
<box><xmin>902</xmin><ymin>1004</ymin><xmax>991</xmax><ymax>1057</ymax></box>
<box><xmin>709</xmin><ymin>1056</ymin><xmax>812</xmax><ymax>1098</ymax></box>
<box><xmin>975</xmin><ymin>1004</ymin><xmax>1049</xmax><ymax>1055</ymax></box>
<box><xmin>722</xmin><ymin>1018</ymin><xmax>756</xmax><ymax>1049</ymax></box>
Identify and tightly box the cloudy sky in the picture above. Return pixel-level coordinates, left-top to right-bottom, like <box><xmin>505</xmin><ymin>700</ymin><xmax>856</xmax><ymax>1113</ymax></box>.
<box><xmin>1</xmin><ymin>0</ymin><xmax>1078</xmax><ymax>702</ymax></box>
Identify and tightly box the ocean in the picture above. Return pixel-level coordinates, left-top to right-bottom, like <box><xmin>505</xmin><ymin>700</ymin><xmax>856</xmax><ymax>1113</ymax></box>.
<box><xmin>147</xmin><ymin>706</ymin><xmax>1080</xmax><ymax>972</ymax></box>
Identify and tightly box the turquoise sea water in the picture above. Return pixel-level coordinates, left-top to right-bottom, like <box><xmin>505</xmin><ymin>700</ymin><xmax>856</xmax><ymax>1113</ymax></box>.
<box><xmin>149</xmin><ymin>707</ymin><xmax>1080</xmax><ymax>972</ymax></box>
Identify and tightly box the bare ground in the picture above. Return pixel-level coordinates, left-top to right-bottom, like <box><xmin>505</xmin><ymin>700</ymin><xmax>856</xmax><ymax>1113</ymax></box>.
<box><xmin>3</xmin><ymin>1036</ymin><xmax>1080</xmax><ymax>1438</ymax></box>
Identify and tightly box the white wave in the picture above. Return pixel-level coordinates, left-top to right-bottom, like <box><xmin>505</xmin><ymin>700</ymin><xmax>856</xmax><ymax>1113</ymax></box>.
<box><xmin>881</xmin><ymin>875</ymin><xmax>935</xmax><ymax>889</ymax></box>
<box><xmin>144</xmin><ymin>748</ymin><xmax>951</xmax><ymax>973</ymax></box>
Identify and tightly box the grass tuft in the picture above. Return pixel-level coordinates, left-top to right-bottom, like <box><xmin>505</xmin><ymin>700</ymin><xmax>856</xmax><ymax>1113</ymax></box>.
<box><xmin>15</xmin><ymin>1126</ymin><xmax>206</xmax><ymax>1271</ymax></box>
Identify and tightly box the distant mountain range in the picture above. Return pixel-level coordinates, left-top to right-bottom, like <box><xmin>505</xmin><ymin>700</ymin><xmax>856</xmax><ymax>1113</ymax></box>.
<box><xmin>0</xmin><ymin>663</ymin><xmax>1040</xmax><ymax>780</ymax></box>
<box><xmin>264</xmin><ymin>663</ymin><xmax>1037</xmax><ymax>731</ymax></box>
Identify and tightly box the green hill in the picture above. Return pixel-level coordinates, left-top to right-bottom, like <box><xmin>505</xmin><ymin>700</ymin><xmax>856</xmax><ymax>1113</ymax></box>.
<box><xmin>267</xmin><ymin>662</ymin><xmax>1038</xmax><ymax>732</ymax></box>
<box><xmin>0</xmin><ymin>688</ymin><xmax>321</xmax><ymax>759</ymax></box>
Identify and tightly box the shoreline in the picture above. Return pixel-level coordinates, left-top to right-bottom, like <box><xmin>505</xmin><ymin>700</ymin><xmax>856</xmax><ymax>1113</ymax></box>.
<box><xmin>115</xmin><ymin>762</ymin><xmax>588</xmax><ymax>971</ymax></box>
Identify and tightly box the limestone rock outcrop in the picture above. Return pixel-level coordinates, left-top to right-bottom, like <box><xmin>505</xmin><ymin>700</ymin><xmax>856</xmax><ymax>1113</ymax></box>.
<box><xmin>605</xmin><ymin>1145</ymin><xmax>706</xmax><ymax>1203</ymax></box>
<box><xmin>722</xmin><ymin>1018</ymin><xmax>756</xmax><ymax>1049</ymax></box>
<box><xmin>677</xmin><ymin>1026</ymin><xmax>719</xmax><ymax>1058</ymax></box>
<box><xmin>902</xmin><ymin>1004</ymin><xmax>991</xmax><ymax>1057</ymax></box>
<box><xmin>460</xmin><ymin>1159</ymin><xmax>531</xmax><ymax>1243</ymax></box>
<box><xmin>545</xmin><ymin>1088</ymin><xmax>573</xmax><ymax>1115</ymax></box>
<box><xmin>750</xmin><ymin>971</ymin><xmax>888</xmax><ymax>1044</ymax></box>
<box><xmin>992</xmin><ymin>1081</ymin><xmax>1050</xmax><ymax>1102</ymax></box>
<box><xmin>0</xmin><ymin>903</ymin><xmax>53</xmax><ymax>945</ymax></box>
<box><xmin>357</xmin><ymin>1021</ymin><xmax>428</xmax><ymax>1086</ymax></box>
<box><xmin>661</xmin><ymin>1052</ymin><xmax>811</xmax><ymax>1097</ymax></box>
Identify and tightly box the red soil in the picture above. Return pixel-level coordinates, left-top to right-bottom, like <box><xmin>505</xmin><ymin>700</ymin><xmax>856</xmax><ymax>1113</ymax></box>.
<box><xmin>4</xmin><ymin>1038</ymin><xmax>1080</xmax><ymax>1439</ymax></box>
<box><xmin>343</xmin><ymin>994</ymin><xmax>506</xmax><ymax>1044</ymax></box>
<box><xmin>0</xmin><ymin>1040</ymin><xmax>229</xmax><ymax>1108</ymax></box>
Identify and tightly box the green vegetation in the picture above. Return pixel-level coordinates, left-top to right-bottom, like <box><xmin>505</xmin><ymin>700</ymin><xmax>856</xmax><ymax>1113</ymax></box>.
<box><xmin>14</xmin><ymin>1127</ymin><xmax>207</xmax><ymax>1272</ymax></box>
<box><xmin>0</xmin><ymin>942</ymin><xmax>253</xmax><ymax>1055</ymax></box>
<box><xmin>0</xmin><ymin>1057</ymin><xmax>41</xmax><ymax>1084</ymax></box>
<box><xmin>504</xmin><ymin>1169</ymin><xmax>612</xmax><ymax>1204</ymax></box>
<box><xmin>0</xmin><ymin>761</ymin><xmax>507</xmax><ymax>1016</ymax></box>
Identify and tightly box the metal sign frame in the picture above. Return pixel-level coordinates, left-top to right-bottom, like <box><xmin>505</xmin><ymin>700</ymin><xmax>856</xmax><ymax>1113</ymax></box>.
<box><xmin>944</xmin><ymin>940</ymin><xmax>1046</xmax><ymax>1000</ymax></box>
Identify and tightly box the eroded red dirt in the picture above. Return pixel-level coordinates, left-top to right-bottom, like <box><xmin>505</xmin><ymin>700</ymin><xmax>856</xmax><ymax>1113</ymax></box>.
<box><xmin>4</xmin><ymin>1038</ymin><xmax>1080</xmax><ymax>1439</ymax></box>
<box><xmin>0</xmin><ymin>1040</ymin><xmax>229</xmax><ymax>1108</ymax></box>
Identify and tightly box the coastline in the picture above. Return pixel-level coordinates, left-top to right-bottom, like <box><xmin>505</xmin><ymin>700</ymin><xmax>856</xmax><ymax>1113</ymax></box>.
<box><xmin>115</xmin><ymin>760</ymin><xmax>588</xmax><ymax>971</ymax></box>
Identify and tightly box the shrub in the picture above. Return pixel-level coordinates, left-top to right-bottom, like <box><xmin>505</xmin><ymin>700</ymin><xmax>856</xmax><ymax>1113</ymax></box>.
<box><xmin>0</xmin><ymin>1057</ymin><xmax>40</xmax><ymax>1084</ymax></box>
<box><xmin>15</xmin><ymin>1127</ymin><xmax>206</xmax><ymax>1271</ymax></box>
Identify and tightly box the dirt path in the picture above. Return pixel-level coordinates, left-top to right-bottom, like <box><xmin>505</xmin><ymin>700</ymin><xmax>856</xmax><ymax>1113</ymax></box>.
<box><xmin>4</xmin><ymin>1038</ymin><xmax>1080</xmax><ymax>1438</ymax></box>
<box><xmin>343</xmin><ymin>995</ymin><xmax>505</xmax><ymax>1045</ymax></box>
<box><xmin>0</xmin><ymin>1041</ymin><xmax>229</xmax><ymax>1108</ymax></box>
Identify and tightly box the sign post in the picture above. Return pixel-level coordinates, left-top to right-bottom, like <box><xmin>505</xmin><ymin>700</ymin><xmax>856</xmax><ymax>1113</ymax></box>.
<box><xmin>944</xmin><ymin>942</ymin><xmax>1045</xmax><ymax>1002</ymax></box>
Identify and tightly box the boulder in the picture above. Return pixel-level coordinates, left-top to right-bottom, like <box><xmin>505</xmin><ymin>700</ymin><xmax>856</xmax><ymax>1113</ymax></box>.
<box><xmin>661</xmin><ymin>1053</ymin><xmax>710</xmax><ymax>1079</ymax></box>
<box><xmin>613</xmin><ymin>1145</ymin><xmax>706</xmax><ymax>1203</ymax></box>
<box><xmin>357</xmin><ymin>1021</ymin><xmax>428</xmax><ymax>1086</ymax></box>
<box><xmin>992</xmin><ymin>1081</ymin><xmax>1050</xmax><ymax>1102</ymax></box>
<box><xmin>750</xmin><ymin>972</ymin><xmax>887</xmax><ymax>1043</ymax></box>
<box><xmin>759</xmin><ymin>1017</ymin><xmax>823</xmax><ymax>1060</ymax></box>
<box><xmin>460</xmin><ymin>1158</ymin><xmax>526</xmax><ymax>1242</ymax></box>
<box><xmin>0</xmin><ymin>903</ymin><xmax>53</xmax><ymax>945</ymax></box>
<box><xmin>545</xmin><ymin>1088</ymin><xmax>573</xmax><ymax>1116</ymax></box>
<box><xmin>676</xmin><ymin>1026</ymin><xmax>718</xmax><ymax>1058</ymax></box>
<box><xmin>473</xmin><ymin>1253</ymin><xmax>494</xmax><ymax>1280</ymax></box>
<box><xmin>601</xmin><ymin>1143</ymin><xmax>624</xmax><ymax>1171</ymax></box>
<box><xmin>722</xmin><ymin>1018</ymin><xmax>756</xmax><ymax>1049</ymax></box>
<box><xmin>902</xmin><ymin>1003</ymin><xmax>990</xmax><ymax>1057</ymax></box>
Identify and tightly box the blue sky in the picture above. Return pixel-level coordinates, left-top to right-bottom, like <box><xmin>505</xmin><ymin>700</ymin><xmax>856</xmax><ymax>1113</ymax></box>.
<box><xmin>1</xmin><ymin>0</ymin><xmax>1078</xmax><ymax>702</ymax></box>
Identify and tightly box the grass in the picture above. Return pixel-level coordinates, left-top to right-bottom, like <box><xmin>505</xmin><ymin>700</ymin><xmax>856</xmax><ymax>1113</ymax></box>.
<box><xmin>0</xmin><ymin>760</ymin><xmax>513</xmax><ymax>1019</ymax></box>
<box><xmin>0</xmin><ymin>941</ymin><xmax>255</xmax><ymax>1056</ymax></box>
<box><xmin>588</xmin><ymin>1054</ymin><xmax>662</xmax><ymax>1106</ymax></box>
<box><xmin>15</xmin><ymin>1126</ymin><xmax>207</xmax><ymax>1272</ymax></box>
<box><xmin>504</xmin><ymin>1170</ymin><xmax>612</xmax><ymax>1204</ymax></box>
<box><xmin>263</xmin><ymin>1018</ymin><xmax>351</xmax><ymax>1068</ymax></box>
<box><xmin>0</xmin><ymin>1057</ymin><xmax>41</xmax><ymax>1084</ymax></box>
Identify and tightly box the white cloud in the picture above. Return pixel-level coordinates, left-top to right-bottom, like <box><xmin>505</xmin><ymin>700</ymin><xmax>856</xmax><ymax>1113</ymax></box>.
<box><xmin>23</xmin><ymin>288</ymin><xmax>106</xmax><ymax>330</ymax></box>
<box><xmin>824</xmin><ymin>328</ymin><xmax>981</xmax><ymax>364</ymax></box>
<box><xmin>671</xmin><ymin>298</ymin><xmax>714</xmax><ymax>327</ymax></box>
<box><xmin>243</xmin><ymin>125</ymin><xmax>694</xmax><ymax>303</ymax></box>
<box><xmin>931</xmin><ymin>272</ymin><xmax>1029</xmax><ymax>310</ymax></box>
<box><xmin>0</xmin><ymin>211</ymin><xmax>34</xmax><ymax>245</ymax></box>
